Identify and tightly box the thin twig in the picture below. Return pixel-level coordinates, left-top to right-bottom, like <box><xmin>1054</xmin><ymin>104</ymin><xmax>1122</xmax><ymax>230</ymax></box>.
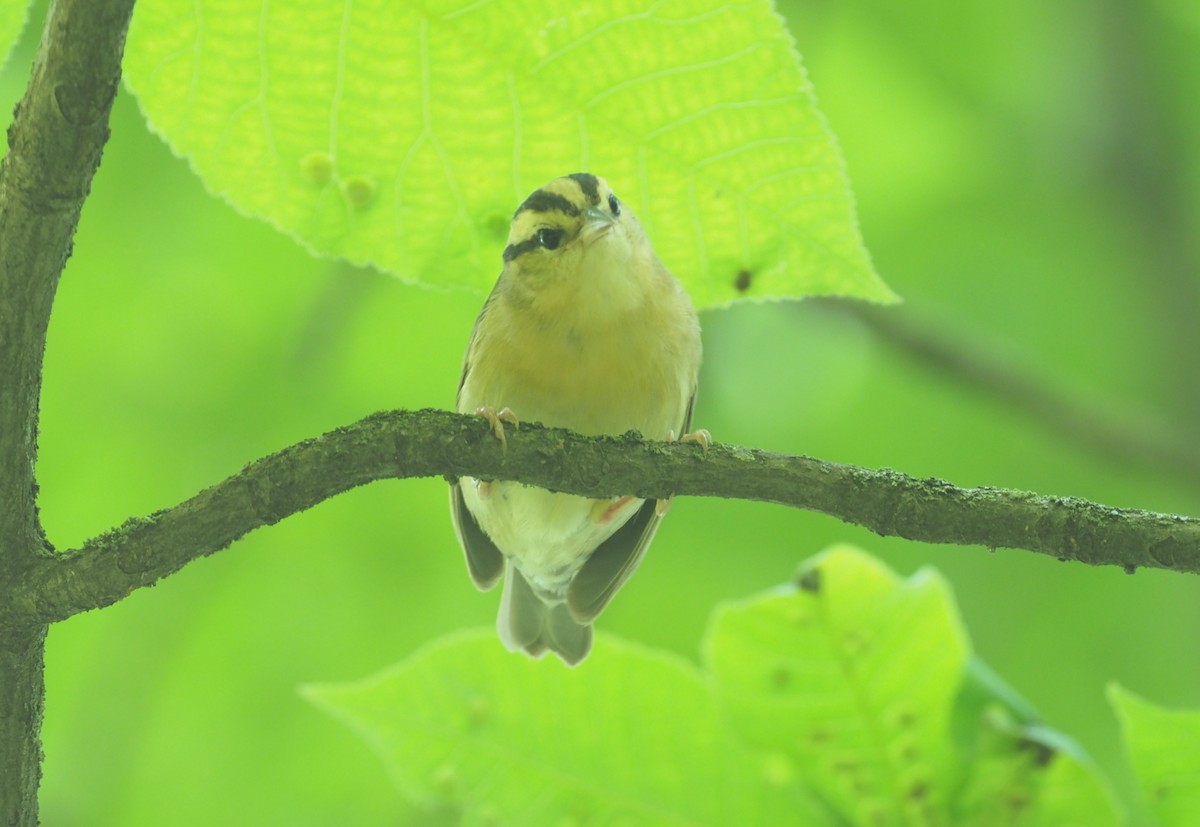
<box><xmin>842</xmin><ymin>302</ymin><xmax>1200</xmax><ymax>493</ymax></box>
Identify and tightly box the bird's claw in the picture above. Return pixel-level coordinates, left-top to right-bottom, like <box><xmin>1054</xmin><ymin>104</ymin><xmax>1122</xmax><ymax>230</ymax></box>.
<box><xmin>656</xmin><ymin>427</ymin><xmax>712</xmax><ymax>515</ymax></box>
<box><xmin>475</xmin><ymin>406</ymin><xmax>520</xmax><ymax>452</ymax></box>
<box><xmin>667</xmin><ymin>428</ymin><xmax>712</xmax><ymax>452</ymax></box>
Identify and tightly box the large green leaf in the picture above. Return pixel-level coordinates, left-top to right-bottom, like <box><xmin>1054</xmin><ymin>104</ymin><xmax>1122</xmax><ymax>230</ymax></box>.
<box><xmin>304</xmin><ymin>631</ymin><xmax>826</xmax><ymax>826</ymax></box>
<box><xmin>122</xmin><ymin>0</ymin><xmax>894</xmax><ymax>307</ymax></box>
<box><xmin>306</xmin><ymin>549</ymin><xmax>1118</xmax><ymax>824</ymax></box>
<box><xmin>1110</xmin><ymin>684</ymin><xmax>1200</xmax><ymax>827</ymax></box>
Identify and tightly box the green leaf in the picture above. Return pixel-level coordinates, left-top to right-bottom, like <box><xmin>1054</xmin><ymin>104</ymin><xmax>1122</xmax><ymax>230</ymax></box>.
<box><xmin>950</xmin><ymin>656</ymin><xmax>1097</xmax><ymax>767</ymax></box>
<box><xmin>122</xmin><ymin>0</ymin><xmax>894</xmax><ymax>307</ymax></box>
<box><xmin>950</xmin><ymin>707</ymin><xmax>1119</xmax><ymax>827</ymax></box>
<box><xmin>705</xmin><ymin>545</ymin><xmax>970</xmax><ymax>825</ymax></box>
<box><xmin>0</xmin><ymin>0</ymin><xmax>28</xmax><ymax>76</ymax></box>
<box><xmin>303</xmin><ymin>630</ymin><xmax>827</xmax><ymax>826</ymax></box>
<box><xmin>704</xmin><ymin>545</ymin><xmax>1118</xmax><ymax>827</ymax></box>
<box><xmin>1110</xmin><ymin>684</ymin><xmax>1200</xmax><ymax>826</ymax></box>
<box><xmin>305</xmin><ymin>548</ymin><xmax>1117</xmax><ymax>824</ymax></box>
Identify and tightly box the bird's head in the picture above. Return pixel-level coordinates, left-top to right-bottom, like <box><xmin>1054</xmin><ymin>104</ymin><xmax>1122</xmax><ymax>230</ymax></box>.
<box><xmin>499</xmin><ymin>173</ymin><xmax>655</xmax><ymax>317</ymax></box>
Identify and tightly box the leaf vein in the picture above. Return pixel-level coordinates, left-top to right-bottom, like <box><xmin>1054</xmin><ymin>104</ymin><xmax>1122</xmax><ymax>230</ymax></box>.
<box><xmin>640</xmin><ymin>94</ymin><xmax>808</xmax><ymax>142</ymax></box>
<box><xmin>584</xmin><ymin>41</ymin><xmax>768</xmax><ymax>110</ymax></box>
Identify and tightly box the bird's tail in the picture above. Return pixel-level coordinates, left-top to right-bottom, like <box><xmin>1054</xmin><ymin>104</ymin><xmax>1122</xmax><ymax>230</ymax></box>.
<box><xmin>497</xmin><ymin>565</ymin><xmax>592</xmax><ymax>666</ymax></box>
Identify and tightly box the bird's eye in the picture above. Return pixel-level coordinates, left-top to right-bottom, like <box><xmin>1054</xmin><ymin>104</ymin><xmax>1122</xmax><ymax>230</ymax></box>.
<box><xmin>608</xmin><ymin>193</ymin><xmax>621</xmax><ymax>216</ymax></box>
<box><xmin>536</xmin><ymin>228</ymin><xmax>564</xmax><ymax>250</ymax></box>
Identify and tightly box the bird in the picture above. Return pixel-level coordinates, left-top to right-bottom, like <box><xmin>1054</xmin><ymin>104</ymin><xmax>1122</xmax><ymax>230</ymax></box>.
<box><xmin>449</xmin><ymin>172</ymin><xmax>705</xmax><ymax>665</ymax></box>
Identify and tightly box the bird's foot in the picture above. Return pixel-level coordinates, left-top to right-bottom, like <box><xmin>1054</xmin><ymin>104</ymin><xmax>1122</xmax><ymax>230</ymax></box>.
<box><xmin>474</xmin><ymin>406</ymin><xmax>520</xmax><ymax>452</ymax></box>
<box><xmin>676</xmin><ymin>428</ymin><xmax>712</xmax><ymax>451</ymax></box>
<box><xmin>656</xmin><ymin>428</ymin><xmax>713</xmax><ymax>515</ymax></box>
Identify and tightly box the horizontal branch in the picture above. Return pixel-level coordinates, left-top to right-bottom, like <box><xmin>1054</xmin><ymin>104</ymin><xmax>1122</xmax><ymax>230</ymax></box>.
<box><xmin>10</xmin><ymin>409</ymin><xmax>1199</xmax><ymax>624</ymax></box>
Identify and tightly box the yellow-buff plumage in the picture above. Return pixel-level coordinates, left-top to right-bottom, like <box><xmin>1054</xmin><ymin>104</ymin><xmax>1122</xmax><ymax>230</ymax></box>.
<box><xmin>450</xmin><ymin>173</ymin><xmax>702</xmax><ymax>665</ymax></box>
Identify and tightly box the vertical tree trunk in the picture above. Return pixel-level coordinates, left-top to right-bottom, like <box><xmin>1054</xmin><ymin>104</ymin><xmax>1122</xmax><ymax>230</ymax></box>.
<box><xmin>0</xmin><ymin>0</ymin><xmax>136</xmax><ymax>821</ymax></box>
<box><xmin>0</xmin><ymin>626</ymin><xmax>48</xmax><ymax>826</ymax></box>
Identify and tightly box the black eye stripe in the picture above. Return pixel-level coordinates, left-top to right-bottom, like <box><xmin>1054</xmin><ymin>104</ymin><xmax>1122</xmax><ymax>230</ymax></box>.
<box><xmin>502</xmin><ymin>236</ymin><xmax>541</xmax><ymax>262</ymax></box>
<box><xmin>502</xmin><ymin>227</ymin><xmax>566</xmax><ymax>262</ymax></box>
<box><xmin>513</xmin><ymin>190</ymin><xmax>580</xmax><ymax>219</ymax></box>
<box><xmin>504</xmin><ymin>175</ymin><xmax>610</xmax><ymax>263</ymax></box>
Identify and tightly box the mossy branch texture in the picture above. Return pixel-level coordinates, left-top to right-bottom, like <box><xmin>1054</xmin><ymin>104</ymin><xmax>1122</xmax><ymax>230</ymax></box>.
<box><xmin>0</xmin><ymin>0</ymin><xmax>135</xmax><ymax>548</ymax></box>
<box><xmin>6</xmin><ymin>409</ymin><xmax>1198</xmax><ymax>626</ymax></box>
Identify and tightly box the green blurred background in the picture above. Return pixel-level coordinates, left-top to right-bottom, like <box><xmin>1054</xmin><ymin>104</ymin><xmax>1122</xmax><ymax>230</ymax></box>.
<box><xmin>3</xmin><ymin>0</ymin><xmax>1197</xmax><ymax>823</ymax></box>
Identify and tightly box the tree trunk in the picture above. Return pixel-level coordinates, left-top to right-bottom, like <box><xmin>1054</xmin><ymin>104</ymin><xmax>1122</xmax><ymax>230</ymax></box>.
<box><xmin>0</xmin><ymin>625</ymin><xmax>47</xmax><ymax>826</ymax></box>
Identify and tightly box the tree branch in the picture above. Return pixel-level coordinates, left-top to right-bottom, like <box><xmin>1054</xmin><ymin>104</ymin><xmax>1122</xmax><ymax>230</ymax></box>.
<box><xmin>0</xmin><ymin>0</ymin><xmax>135</xmax><ymax>547</ymax></box>
<box><xmin>0</xmin><ymin>0</ymin><xmax>136</xmax><ymax>823</ymax></box>
<box><xmin>6</xmin><ymin>408</ymin><xmax>1198</xmax><ymax>625</ymax></box>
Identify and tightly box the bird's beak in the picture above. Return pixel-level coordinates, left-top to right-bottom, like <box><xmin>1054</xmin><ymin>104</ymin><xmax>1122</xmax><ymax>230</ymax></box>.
<box><xmin>580</xmin><ymin>206</ymin><xmax>615</xmax><ymax>242</ymax></box>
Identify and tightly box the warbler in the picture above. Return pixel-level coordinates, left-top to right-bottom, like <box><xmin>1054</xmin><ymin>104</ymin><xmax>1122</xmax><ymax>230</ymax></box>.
<box><xmin>450</xmin><ymin>173</ymin><xmax>705</xmax><ymax>665</ymax></box>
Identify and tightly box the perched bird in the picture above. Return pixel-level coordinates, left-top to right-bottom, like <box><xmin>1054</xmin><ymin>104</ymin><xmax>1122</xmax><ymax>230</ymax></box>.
<box><xmin>450</xmin><ymin>173</ymin><xmax>705</xmax><ymax>665</ymax></box>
